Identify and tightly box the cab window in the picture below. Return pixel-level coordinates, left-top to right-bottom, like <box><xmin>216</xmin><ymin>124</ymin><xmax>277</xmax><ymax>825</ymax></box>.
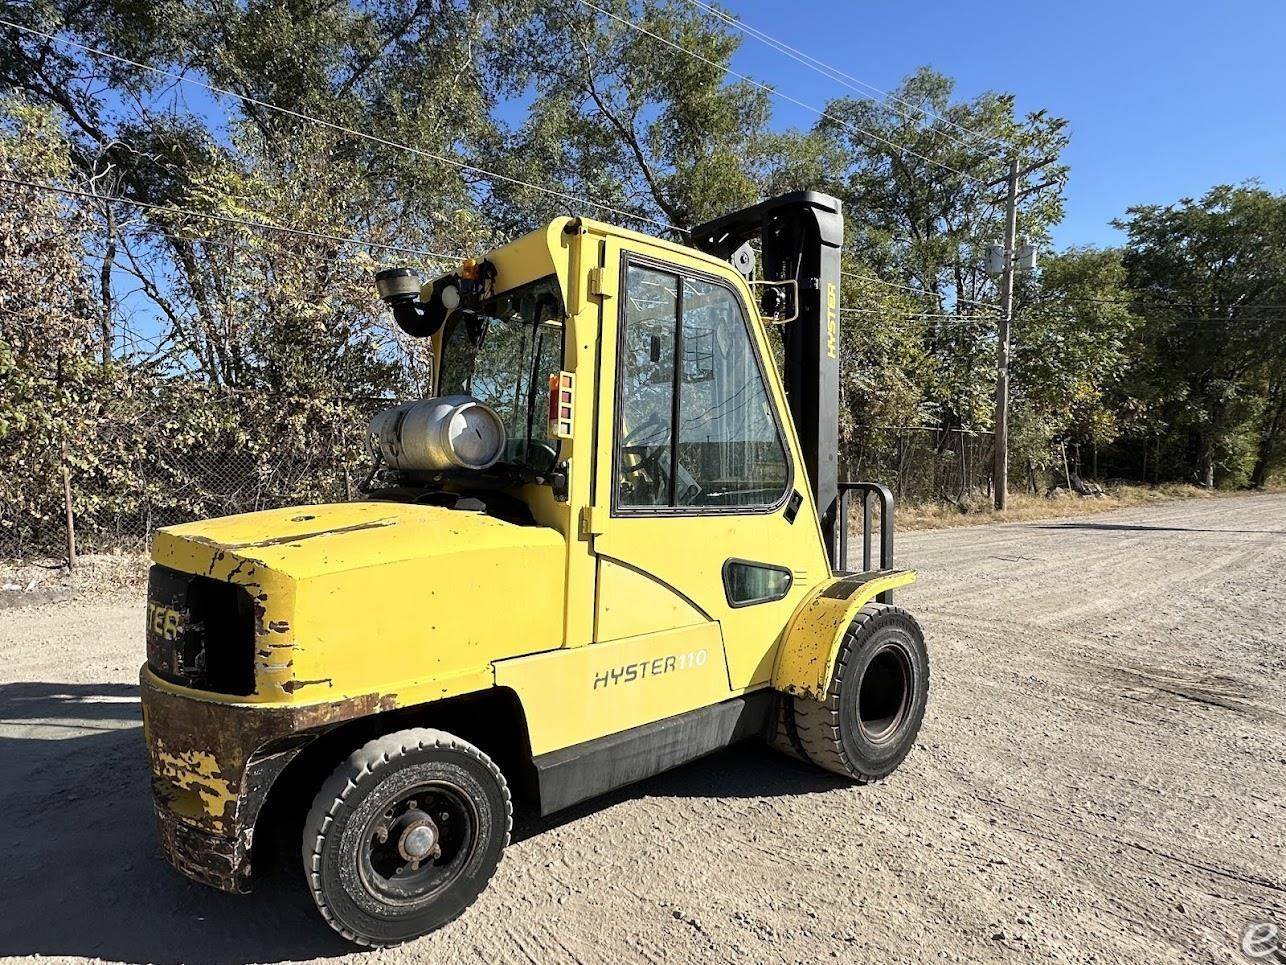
<box><xmin>615</xmin><ymin>261</ymin><xmax>790</xmax><ymax>511</ymax></box>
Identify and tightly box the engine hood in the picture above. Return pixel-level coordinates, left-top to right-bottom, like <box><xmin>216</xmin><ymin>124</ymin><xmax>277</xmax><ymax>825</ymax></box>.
<box><xmin>152</xmin><ymin>501</ymin><xmax>561</xmax><ymax>580</ymax></box>
<box><xmin>148</xmin><ymin>501</ymin><xmax>568</xmax><ymax>706</ymax></box>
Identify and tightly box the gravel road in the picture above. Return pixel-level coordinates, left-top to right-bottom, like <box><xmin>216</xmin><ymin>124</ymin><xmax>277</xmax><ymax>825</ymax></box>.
<box><xmin>1</xmin><ymin>494</ymin><xmax>1283</xmax><ymax>964</ymax></box>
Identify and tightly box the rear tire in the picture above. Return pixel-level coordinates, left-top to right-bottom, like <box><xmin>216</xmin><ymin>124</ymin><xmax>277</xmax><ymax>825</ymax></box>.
<box><xmin>789</xmin><ymin>603</ymin><xmax>929</xmax><ymax>782</ymax></box>
<box><xmin>301</xmin><ymin>727</ymin><xmax>511</xmax><ymax>947</ymax></box>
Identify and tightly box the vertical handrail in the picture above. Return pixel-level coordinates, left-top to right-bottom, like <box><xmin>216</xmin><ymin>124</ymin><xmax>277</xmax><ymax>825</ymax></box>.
<box><xmin>835</xmin><ymin>481</ymin><xmax>896</xmax><ymax>603</ymax></box>
<box><xmin>862</xmin><ymin>492</ymin><xmax>873</xmax><ymax>571</ymax></box>
<box><xmin>837</xmin><ymin>490</ymin><xmax>849</xmax><ymax>575</ymax></box>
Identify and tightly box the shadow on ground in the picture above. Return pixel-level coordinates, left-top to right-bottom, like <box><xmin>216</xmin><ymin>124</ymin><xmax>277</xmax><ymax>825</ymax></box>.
<box><xmin>0</xmin><ymin>681</ymin><xmax>839</xmax><ymax>964</ymax></box>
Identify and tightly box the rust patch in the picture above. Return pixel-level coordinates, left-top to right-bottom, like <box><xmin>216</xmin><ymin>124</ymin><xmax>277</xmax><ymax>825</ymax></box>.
<box><xmin>221</xmin><ymin>518</ymin><xmax>396</xmax><ymax>550</ymax></box>
<box><xmin>142</xmin><ymin>673</ymin><xmax>403</xmax><ymax>860</ymax></box>
<box><xmin>155</xmin><ymin>804</ymin><xmax>250</xmax><ymax>893</ymax></box>
<box><xmin>281</xmin><ymin>677</ymin><xmax>333</xmax><ymax>693</ymax></box>
<box><xmin>267</xmin><ymin>620</ymin><xmax>290</xmax><ymax>633</ymax></box>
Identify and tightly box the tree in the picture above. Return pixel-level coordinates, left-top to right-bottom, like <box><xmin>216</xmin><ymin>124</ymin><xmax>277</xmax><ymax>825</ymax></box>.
<box><xmin>1116</xmin><ymin>184</ymin><xmax>1286</xmax><ymax>486</ymax></box>
<box><xmin>816</xmin><ymin>69</ymin><xmax>1070</xmax><ymax>434</ymax></box>
<box><xmin>1008</xmin><ymin>247</ymin><xmax>1136</xmax><ymax>484</ymax></box>
<box><xmin>487</xmin><ymin>0</ymin><xmax>829</xmax><ymax>234</ymax></box>
<box><xmin>0</xmin><ymin>98</ymin><xmax>103</xmax><ymax>551</ymax></box>
<box><xmin>0</xmin><ymin>0</ymin><xmax>507</xmax><ymax>379</ymax></box>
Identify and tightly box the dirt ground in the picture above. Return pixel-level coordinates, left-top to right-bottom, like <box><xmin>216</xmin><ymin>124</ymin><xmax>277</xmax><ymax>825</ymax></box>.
<box><xmin>0</xmin><ymin>494</ymin><xmax>1282</xmax><ymax>964</ymax></box>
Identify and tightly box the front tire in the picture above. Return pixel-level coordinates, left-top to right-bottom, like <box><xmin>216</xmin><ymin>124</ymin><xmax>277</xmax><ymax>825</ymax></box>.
<box><xmin>301</xmin><ymin>727</ymin><xmax>511</xmax><ymax>947</ymax></box>
<box><xmin>789</xmin><ymin>603</ymin><xmax>929</xmax><ymax>782</ymax></box>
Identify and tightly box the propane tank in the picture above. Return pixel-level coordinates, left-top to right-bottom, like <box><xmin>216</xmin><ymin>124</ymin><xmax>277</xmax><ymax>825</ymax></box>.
<box><xmin>369</xmin><ymin>396</ymin><xmax>507</xmax><ymax>472</ymax></box>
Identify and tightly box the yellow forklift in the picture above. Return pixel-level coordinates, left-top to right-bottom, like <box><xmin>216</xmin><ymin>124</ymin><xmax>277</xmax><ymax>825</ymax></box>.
<box><xmin>141</xmin><ymin>192</ymin><xmax>929</xmax><ymax>946</ymax></box>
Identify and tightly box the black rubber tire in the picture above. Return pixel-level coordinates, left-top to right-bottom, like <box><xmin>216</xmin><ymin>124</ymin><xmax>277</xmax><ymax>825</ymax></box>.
<box><xmin>790</xmin><ymin>603</ymin><xmax>929</xmax><ymax>782</ymax></box>
<box><xmin>301</xmin><ymin>727</ymin><xmax>511</xmax><ymax>947</ymax></box>
<box><xmin>767</xmin><ymin>692</ymin><xmax>808</xmax><ymax>761</ymax></box>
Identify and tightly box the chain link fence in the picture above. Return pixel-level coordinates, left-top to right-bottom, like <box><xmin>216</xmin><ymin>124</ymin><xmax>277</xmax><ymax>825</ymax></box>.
<box><xmin>845</xmin><ymin>426</ymin><xmax>998</xmax><ymax>503</ymax></box>
<box><xmin>3</xmin><ymin>391</ymin><xmax>1080</xmax><ymax>565</ymax></box>
<box><xmin>844</xmin><ymin>425</ymin><xmax>1095</xmax><ymax>507</ymax></box>
<box><xmin>0</xmin><ymin>391</ymin><xmax>392</xmax><ymax>564</ymax></box>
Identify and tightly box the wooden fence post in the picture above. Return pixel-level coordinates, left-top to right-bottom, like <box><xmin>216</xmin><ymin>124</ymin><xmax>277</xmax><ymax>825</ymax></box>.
<box><xmin>61</xmin><ymin>437</ymin><xmax>77</xmax><ymax>570</ymax></box>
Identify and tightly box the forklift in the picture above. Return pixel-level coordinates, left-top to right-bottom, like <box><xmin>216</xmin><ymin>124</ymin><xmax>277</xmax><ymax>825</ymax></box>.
<box><xmin>140</xmin><ymin>191</ymin><xmax>930</xmax><ymax>946</ymax></box>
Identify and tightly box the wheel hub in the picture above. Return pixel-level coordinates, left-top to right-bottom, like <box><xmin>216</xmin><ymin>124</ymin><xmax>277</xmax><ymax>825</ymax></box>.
<box><xmin>374</xmin><ymin>799</ymin><xmax>445</xmax><ymax>872</ymax></box>
<box><xmin>358</xmin><ymin>781</ymin><xmax>477</xmax><ymax>904</ymax></box>
<box><xmin>398</xmin><ymin>821</ymin><xmax>438</xmax><ymax>863</ymax></box>
<box><xmin>857</xmin><ymin>644</ymin><xmax>912</xmax><ymax>744</ymax></box>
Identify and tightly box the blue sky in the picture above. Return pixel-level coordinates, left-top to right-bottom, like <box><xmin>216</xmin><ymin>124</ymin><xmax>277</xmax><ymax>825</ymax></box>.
<box><xmin>722</xmin><ymin>0</ymin><xmax>1286</xmax><ymax>250</ymax></box>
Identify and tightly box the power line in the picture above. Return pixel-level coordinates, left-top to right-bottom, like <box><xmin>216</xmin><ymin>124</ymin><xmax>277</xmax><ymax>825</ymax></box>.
<box><xmin>105</xmin><ymin>228</ymin><xmax>398</xmax><ymax>286</ymax></box>
<box><xmin>575</xmin><ymin>0</ymin><xmax>984</xmax><ymax>185</ymax></box>
<box><xmin>842</xmin><ymin>308</ymin><xmax>995</xmax><ymax>321</ymax></box>
<box><xmin>842</xmin><ymin>302</ymin><xmax>1280</xmax><ymax>331</ymax></box>
<box><xmin>841</xmin><ymin>310</ymin><xmax>997</xmax><ymax>329</ymax></box>
<box><xmin>0</xmin><ymin>175</ymin><xmax>458</xmax><ymax>260</ymax></box>
<box><xmin>1131</xmin><ymin>321</ymin><xmax>1280</xmax><ymax>331</ymax></box>
<box><xmin>840</xmin><ymin>269</ymin><xmax>1000</xmax><ymax>308</ymax></box>
<box><xmin>1035</xmin><ymin>292</ymin><xmax>1286</xmax><ymax>311</ymax></box>
<box><xmin>675</xmin><ymin>0</ymin><xmax>1007</xmax><ymax>157</ymax></box>
<box><xmin>0</xmin><ymin>17</ymin><xmax>684</xmax><ymax>235</ymax></box>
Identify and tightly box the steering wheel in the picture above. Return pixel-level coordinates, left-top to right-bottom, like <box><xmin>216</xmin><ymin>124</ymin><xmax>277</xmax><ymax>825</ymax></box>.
<box><xmin>526</xmin><ymin>440</ymin><xmax>559</xmax><ymax>472</ymax></box>
<box><xmin>619</xmin><ymin>415</ymin><xmax>671</xmax><ymax>497</ymax></box>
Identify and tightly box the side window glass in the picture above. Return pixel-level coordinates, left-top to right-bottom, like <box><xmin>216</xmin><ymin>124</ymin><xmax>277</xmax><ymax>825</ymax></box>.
<box><xmin>723</xmin><ymin>560</ymin><xmax>793</xmax><ymax>607</ymax></box>
<box><xmin>676</xmin><ymin>279</ymin><xmax>789</xmax><ymax>507</ymax></box>
<box><xmin>617</xmin><ymin>265</ymin><xmax>677</xmax><ymax>508</ymax></box>
<box><xmin>614</xmin><ymin>262</ymin><xmax>790</xmax><ymax>512</ymax></box>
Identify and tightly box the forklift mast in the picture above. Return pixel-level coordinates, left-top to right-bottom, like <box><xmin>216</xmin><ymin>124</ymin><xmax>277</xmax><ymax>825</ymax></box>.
<box><xmin>690</xmin><ymin>191</ymin><xmax>845</xmax><ymax>564</ymax></box>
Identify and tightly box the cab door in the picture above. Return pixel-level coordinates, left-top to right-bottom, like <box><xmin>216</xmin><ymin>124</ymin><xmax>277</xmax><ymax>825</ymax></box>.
<box><xmin>591</xmin><ymin>242</ymin><xmax>830</xmax><ymax>690</ymax></box>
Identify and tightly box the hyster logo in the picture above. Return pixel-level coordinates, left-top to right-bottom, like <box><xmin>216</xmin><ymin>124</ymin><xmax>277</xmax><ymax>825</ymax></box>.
<box><xmin>826</xmin><ymin>282</ymin><xmax>838</xmax><ymax>359</ymax></box>
<box><xmin>147</xmin><ymin>602</ymin><xmax>185</xmax><ymax>641</ymax></box>
<box><xmin>593</xmin><ymin>649</ymin><xmax>709</xmax><ymax>690</ymax></box>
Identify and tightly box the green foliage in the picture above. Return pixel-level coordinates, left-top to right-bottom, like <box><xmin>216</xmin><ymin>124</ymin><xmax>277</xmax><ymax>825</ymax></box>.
<box><xmin>0</xmin><ymin>99</ymin><xmax>104</xmax><ymax>549</ymax></box>
<box><xmin>1009</xmin><ymin>247</ymin><xmax>1136</xmax><ymax>468</ymax></box>
<box><xmin>489</xmin><ymin>0</ymin><xmax>821</xmax><ymax>232</ymax></box>
<box><xmin>1115</xmin><ymin>184</ymin><xmax>1286</xmax><ymax>486</ymax></box>
<box><xmin>821</xmin><ymin>69</ymin><xmax>1070</xmax><ymax>433</ymax></box>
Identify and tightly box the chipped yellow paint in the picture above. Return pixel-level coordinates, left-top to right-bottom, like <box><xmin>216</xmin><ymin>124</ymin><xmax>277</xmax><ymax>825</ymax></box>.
<box><xmin>152</xmin><ymin>739</ymin><xmax>237</xmax><ymax>823</ymax></box>
<box><xmin>149</xmin><ymin>502</ymin><xmax>564</xmax><ymax>707</ymax></box>
<box><xmin>772</xmin><ymin>570</ymin><xmax>917</xmax><ymax>700</ymax></box>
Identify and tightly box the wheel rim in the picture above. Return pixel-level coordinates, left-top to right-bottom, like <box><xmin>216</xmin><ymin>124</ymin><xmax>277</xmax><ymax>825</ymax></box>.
<box><xmin>857</xmin><ymin>644</ymin><xmax>912</xmax><ymax>744</ymax></box>
<box><xmin>357</xmin><ymin>780</ymin><xmax>478</xmax><ymax>905</ymax></box>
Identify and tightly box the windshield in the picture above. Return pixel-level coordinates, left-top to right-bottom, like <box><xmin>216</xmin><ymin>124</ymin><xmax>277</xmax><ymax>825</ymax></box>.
<box><xmin>437</xmin><ymin>275</ymin><xmax>565</xmax><ymax>471</ymax></box>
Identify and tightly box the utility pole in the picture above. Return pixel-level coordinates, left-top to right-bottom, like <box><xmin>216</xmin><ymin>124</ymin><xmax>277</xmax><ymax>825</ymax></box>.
<box><xmin>986</xmin><ymin>154</ymin><xmax>1061</xmax><ymax>510</ymax></box>
<box><xmin>993</xmin><ymin>157</ymin><xmax>1020</xmax><ymax>511</ymax></box>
